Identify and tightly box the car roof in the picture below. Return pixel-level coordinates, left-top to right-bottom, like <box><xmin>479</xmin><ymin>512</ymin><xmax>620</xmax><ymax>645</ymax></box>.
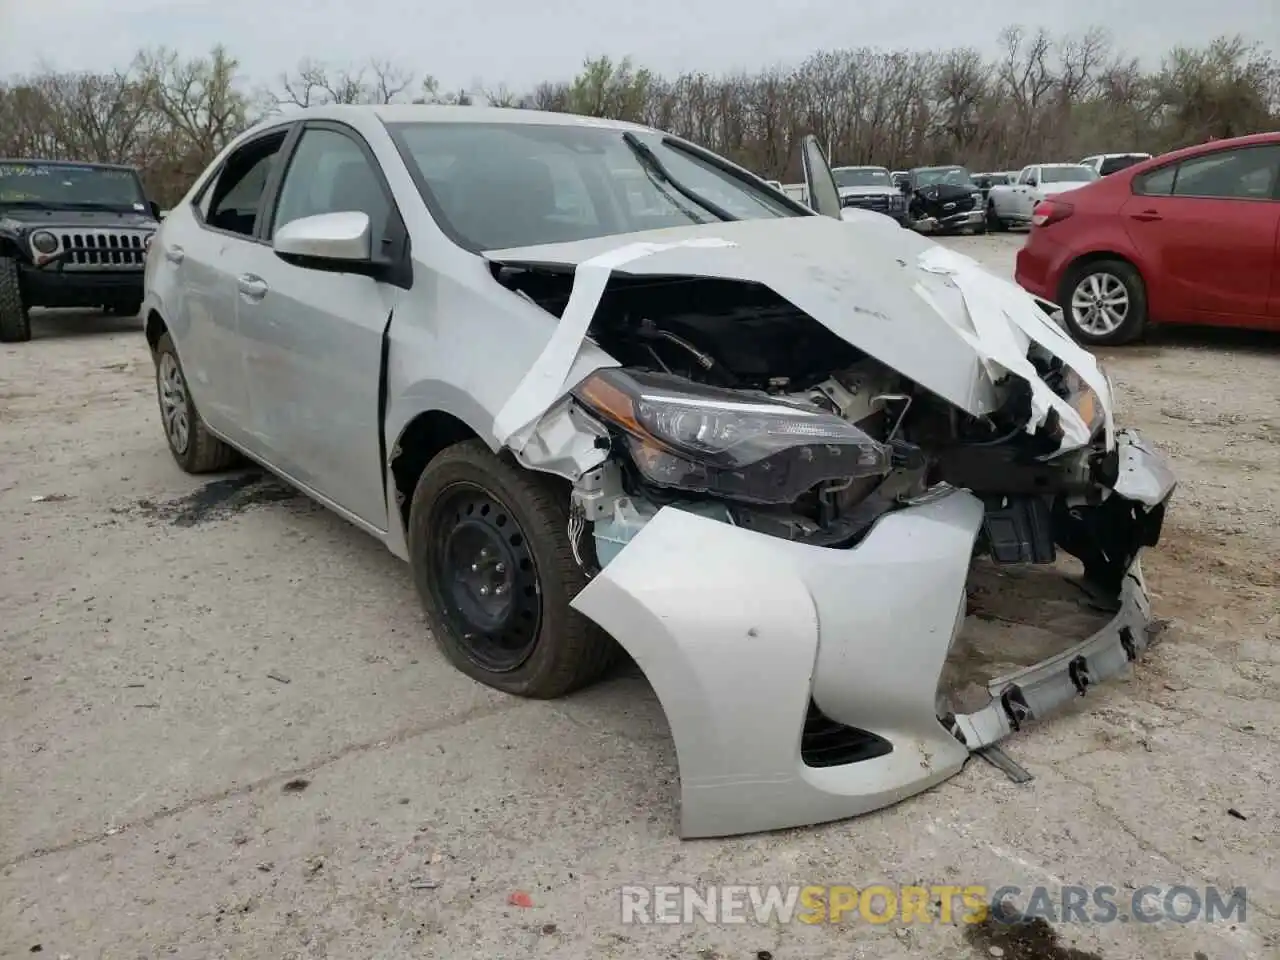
<box><xmin>255</xmin><ymin>103</ymin><xmax>654</xmax><ymax>134</ymax></box>
<box><xmin>1122</xmin><ymin>131</ymin><xmax>1280</xmax><ymax>175</ymax></box>
<box><xmin>832</xmin><ymin>165</ymin><xmax>888</xmax><ymax>171</ymax></box>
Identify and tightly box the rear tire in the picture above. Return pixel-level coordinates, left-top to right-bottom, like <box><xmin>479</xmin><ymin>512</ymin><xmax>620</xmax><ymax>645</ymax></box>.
<box><xmin>1059</xmin><ymin>259</ymin><xmax>1147</xmax><ymax>346</ymax></box>
<box><xmin>408</xmin><ymin>440</ymin><xmax>615</xmax><ymax>699</ymax></box>
<box><xmin>0</xmin><ymin>256</ymin><xmax>32</xmax><ymax>343</ymax></box>
<box><xmin>153</xmin><ymin>332</ymin><xmax>240</xmax><ymax>473</ymax></box>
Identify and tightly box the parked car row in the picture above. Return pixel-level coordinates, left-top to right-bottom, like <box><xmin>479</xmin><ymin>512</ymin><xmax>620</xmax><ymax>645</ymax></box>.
<box><xmin>822</xmin><ymin>154</ymin><xmax>1151</xmax><ymax>239</ymax></box>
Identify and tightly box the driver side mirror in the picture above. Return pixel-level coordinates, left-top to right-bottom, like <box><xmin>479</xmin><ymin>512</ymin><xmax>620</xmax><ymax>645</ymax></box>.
<box><xmin>1026</xmin><ymin>177</ymin><xmax>1038</xmax><ymax>188</ymax></box>
<box><xmin>274</xmin><ymin>211</ymin><xmax>373</xmax><ymax>268</ymax></box>
<box><xmin>149</xmin><ymin>200</ymin><xmax>163</xmax><ymax>220</ymax></box>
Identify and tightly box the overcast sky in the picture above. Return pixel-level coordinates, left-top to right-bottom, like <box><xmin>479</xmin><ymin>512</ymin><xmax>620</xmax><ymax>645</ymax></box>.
<box><xmin>1</xmin><ymin>0</ymin><xmax>1274</xmax><ymax>93</ymax></box>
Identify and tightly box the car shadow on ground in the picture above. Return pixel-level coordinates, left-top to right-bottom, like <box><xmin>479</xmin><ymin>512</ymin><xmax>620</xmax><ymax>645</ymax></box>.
<box><xmin>1121</xmin><ymin>323</ymin><xmax>1279</xmax><ymax>358</ymax></box>
<box><xmin>27</xmin><ymin>308</ymin><xmax>142</xmax><ymax>342</ymax></box>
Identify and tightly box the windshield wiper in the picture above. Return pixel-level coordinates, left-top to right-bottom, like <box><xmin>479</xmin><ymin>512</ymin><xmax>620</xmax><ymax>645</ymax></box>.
<box><xmin>621</xmin><ymin>132</ymin><xmax>738</xmax><ymax>223</ymax></box>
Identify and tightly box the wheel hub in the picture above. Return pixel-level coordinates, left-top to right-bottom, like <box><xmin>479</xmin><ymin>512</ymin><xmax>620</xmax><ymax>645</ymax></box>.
<box><xmin>1071</xmin><ymin>271</ymin><xmax>1129</xmax><ymax>335</ymax></box>
<box><xmin>430</xmin><ymin>485</ymin><xmax>541</xmax><ymax>673</ymax></box>
<box><xmin>158</xmin><ymin>353</ymin><xmax>191</xmax><ymax>454</ymax></box>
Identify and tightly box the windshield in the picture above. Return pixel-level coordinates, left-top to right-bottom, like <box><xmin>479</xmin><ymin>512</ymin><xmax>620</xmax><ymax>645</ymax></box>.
<box><xmin>832</xmin><ymin>167</ymin><xmax>890</xmax><ymax>188</ymax></box>
<box><xmin>388</xmin><ymin>121</ymin><xmax>799</xmax><ymax>251</ymax></box>
<box><xmin>0</xmin><ymin>162</ymin><xmax>147</xmax><ymax>209</ymax></box>
<box><xmin>915</xmin><ymin>166</ymin><xmax>975</xmax><ymax>188</ymax></box>
<box><xmin>1040</xmin><ymin>165</ymin><xmax>1099</xmax><ymax>183</ymax></box>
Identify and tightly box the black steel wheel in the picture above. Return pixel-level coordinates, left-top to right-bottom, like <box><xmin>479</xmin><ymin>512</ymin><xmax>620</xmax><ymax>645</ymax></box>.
<box><xmin>427</xmin><ymin>482</ymin><xmax>542</xmax><ymax>673</ymax></box>
<box><xmin>407</xmin><ymin>440</ymin><xmax>616</xmax><ymax>698</ymax></box>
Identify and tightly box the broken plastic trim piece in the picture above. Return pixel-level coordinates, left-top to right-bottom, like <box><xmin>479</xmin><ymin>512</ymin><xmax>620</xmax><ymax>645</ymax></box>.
<box><xmin>950</xmin><ymin>561</ymin><xmax>1155</xmax><ymax>750</ymax></box>
<box><xmin>491</xmin><ymin>237</ymin><xmax>738</xmax><ymax>452</ymax></box>
<box><xmin>915</xmin><ymin>245</ymin><xmax>1115</xmax><ymax>452</ymax></box>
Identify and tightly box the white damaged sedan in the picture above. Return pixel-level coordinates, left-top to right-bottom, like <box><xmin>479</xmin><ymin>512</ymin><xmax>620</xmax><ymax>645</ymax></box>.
<box><xmin>143</xmin><ymin>106</ymin><xmax>1176</xmax><ymax>839</ymax></box>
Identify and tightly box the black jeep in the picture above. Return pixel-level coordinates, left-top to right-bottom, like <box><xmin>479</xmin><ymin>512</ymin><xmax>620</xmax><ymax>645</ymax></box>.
<box><xmin>0</xmin><ymin>159</ymin><xmax>161</xmax><ymax>343</ymax></box>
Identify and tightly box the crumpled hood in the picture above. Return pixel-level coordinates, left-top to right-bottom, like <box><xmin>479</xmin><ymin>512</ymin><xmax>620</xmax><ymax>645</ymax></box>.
<box><xmin>487</xmin><ymin>216</ymin><xmax>1112</xmax><ymax>453</ymax></box>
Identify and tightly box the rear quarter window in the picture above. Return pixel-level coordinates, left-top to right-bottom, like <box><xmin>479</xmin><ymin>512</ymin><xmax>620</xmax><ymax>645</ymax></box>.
<box><xmin>1134</xmin><ymin>164</ymin><xmax>1176</xmax><ymax>196</ymax></box>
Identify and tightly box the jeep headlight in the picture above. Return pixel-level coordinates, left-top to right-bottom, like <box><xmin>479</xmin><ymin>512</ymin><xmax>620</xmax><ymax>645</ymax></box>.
<box><xmin>573</xmin><ymin>368</ymin><xmax>891</xmax><ymax>504</ymax></box>
<box><xmin>30</xmin><ymin>230</ymin><xmax>58</xmax><ymax>255</ymax></box>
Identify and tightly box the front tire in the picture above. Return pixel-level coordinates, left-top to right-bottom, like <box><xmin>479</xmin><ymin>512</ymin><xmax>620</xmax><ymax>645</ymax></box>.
<box><xmin>1060</xmin><ymin>259</ymin><xmax>1147</xmax><ymax>346</ymax></box>
<box><xmin>0</xmin><ymin>256</ymin><xmax>32</xmax><ymax>343</ymax></box>
<box><xmin>408</xmin><ymin>440</ymin><xmax>615</xmax><ymax>699</ymax></box>
<box><xmin>986</xmin><ymin>202</ymin><xmax>1007</xmax><ymax>232</ymax></box>
<box><xmin>153</xmin><ymin>332</ymin><xmax>240</xmax><ymax>472</ymax></box>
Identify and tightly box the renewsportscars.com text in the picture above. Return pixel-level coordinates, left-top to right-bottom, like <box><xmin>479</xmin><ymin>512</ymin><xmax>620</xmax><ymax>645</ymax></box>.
<box><xmin>619</xmin><ymin>884</ymin><xmax>1247</xmax><ymax>925</ymax></box>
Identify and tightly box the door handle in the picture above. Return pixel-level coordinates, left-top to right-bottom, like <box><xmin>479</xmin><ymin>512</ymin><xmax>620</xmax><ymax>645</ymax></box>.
<box><xmin>165</xmin><ymin>245</ymin><xmax>184</xmax><ymax>264</ymax></box>
<box><xmin>237</xmin><ymin>273</ymin><xmax>268</xmax><ymax>301</ymax></box>
<box><xmin>1130</xmin><ymin>210</ymin><xmax>1162</xmax><ymax>222</ymax></box>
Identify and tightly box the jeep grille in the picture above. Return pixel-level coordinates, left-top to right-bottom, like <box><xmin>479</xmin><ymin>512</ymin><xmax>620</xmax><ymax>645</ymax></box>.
<box><xmin>58</xmin><ymin>231</ymin><xmax>147</xmax><ymax>270</ymax></box>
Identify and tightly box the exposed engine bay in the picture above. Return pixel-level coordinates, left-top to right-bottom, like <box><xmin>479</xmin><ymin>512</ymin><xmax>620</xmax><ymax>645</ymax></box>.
<box><xmin>495</xmin><ymin>265</ymin><xmax>1157</xmax><ymax>597</ymax></box>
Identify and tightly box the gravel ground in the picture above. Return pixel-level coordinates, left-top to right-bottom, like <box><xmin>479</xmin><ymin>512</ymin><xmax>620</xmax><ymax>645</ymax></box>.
<box><xmin>2</xmin><ymin>232</ymin><xmax>1277</xmax><ymax>960</ymax></box>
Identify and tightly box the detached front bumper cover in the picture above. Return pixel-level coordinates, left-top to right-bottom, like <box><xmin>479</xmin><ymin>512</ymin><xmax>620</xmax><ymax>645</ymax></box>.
<box><xmin>570</xmin><ymin>430</ymin><xmax>1175</xmax><ymax>839</ymax></box>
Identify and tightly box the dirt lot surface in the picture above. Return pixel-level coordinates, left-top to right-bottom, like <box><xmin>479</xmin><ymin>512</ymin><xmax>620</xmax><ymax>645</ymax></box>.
<box><xmin>2</xmin><ymin>232</ymin><xmax>1277</xmax><ymax>959</ymax></box>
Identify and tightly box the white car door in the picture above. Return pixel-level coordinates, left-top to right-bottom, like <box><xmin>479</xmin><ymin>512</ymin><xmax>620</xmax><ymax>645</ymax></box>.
<box><xmin>1014</xmin><ymin>166</ymin><xmax>1039</xmax><ymax>220</ymax></box>
<box><xmin>235</xmin><ymin>121</ymin><xmax>408</xmax><ymax>530</ymax></box>
<box><xmin>165</xmin><ymin>130</ymin><xmax>291</xmax><ymax>446</ymax></box>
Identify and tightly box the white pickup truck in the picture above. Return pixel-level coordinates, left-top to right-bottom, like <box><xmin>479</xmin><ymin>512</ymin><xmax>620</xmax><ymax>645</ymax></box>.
<box><xmin>984</xmin><ymin>163</ymin><xmax>1099</xmax><ymax>230</ymax></box>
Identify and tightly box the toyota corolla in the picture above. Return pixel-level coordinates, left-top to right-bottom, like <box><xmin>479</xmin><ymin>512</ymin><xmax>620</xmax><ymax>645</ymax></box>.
<box><xmin>143</xmin><ymin>105</ymin><xmax>1176</xmax><ymax>839</ymax></box>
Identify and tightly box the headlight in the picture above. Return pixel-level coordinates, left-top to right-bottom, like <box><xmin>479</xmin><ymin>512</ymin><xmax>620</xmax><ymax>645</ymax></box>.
<box><xmin>30</xmin><ymin>230</ymin><xmax>58</xmax><ymax>255</ymax></box>
<box><xmin>573</xmin><ymin>368</ymin><xmax>891</xmax><ymax>504</ymax></box>
<box><xmin>1062</xmin><ymin>365</ymin><xmax>1105</xmax><ymax>437</ymax></box>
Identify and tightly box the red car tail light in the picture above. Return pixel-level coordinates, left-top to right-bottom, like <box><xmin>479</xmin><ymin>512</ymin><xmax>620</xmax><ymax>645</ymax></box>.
<box><xmin>1031</xmin><ymin>199</ymin><xmax>1074</xmax><ymax>227</ymax></box>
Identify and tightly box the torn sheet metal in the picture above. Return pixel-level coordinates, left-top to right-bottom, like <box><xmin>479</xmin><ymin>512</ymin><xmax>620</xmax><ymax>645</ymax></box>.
<box><xmin>486</xmin><ymin>218</ymin><xmax>998</xmax><ymax>419</ymax></box>
<box><xmin>492</xmin><ymin>237</ymin><xmax>737</xmax><ymax>451</ymax></box>
<box><xmin>916</xmin><ymin>245</ymin><xmax>1116</xmax><ymax>451</ymax></box>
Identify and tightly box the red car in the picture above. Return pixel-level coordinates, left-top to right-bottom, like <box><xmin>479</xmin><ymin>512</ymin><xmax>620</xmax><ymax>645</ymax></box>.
<box><xmin>1015</xmin><ymin>132</ymin><xmax>1280</xmax><ymax>344</ymax></box>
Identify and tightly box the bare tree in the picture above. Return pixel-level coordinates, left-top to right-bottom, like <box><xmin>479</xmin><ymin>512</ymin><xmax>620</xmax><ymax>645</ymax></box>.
<box><xmin>2</xmin><ymin>26</ymin><xmax>1275</xmax><ymax>197</ymax></box>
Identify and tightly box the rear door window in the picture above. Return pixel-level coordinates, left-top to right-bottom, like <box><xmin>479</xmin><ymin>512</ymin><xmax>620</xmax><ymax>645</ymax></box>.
<box><xmin>1171</xmin><ymin>145</ymin><xmax>1279</xmax><ymax>200</ymax></box>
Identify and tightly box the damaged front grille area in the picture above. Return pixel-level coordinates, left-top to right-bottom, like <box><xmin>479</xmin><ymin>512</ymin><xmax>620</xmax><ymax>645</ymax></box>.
<box><xmin>800</xmin><ymin>699</ymin><xmax>893</xmax><ymax>768</ymax></box>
